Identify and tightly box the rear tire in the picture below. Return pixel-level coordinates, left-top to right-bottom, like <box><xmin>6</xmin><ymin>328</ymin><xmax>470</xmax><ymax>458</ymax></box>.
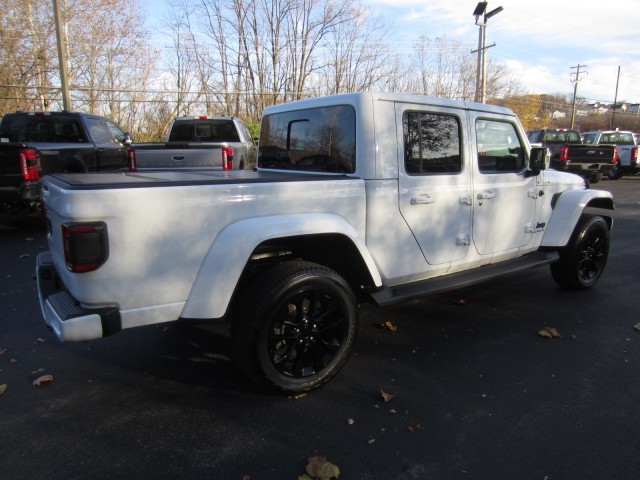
<box><xmin>232</xmin><ymin>261</ymin><xmax>358</xmax><ymax>393</ymax></box>
<box><xmin>608</xmin><ymin>163</ymin><xmax>622</xmax><ymax>180</ymax></box>
<box><xmin>550</xmin><ymin>216</ymin><xmax>609</xmax><ymax>289</ymax></box>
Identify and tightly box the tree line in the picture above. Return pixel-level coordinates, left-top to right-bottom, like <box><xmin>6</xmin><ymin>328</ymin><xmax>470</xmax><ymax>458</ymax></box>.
<box><xmin>1</xmin><ymin>0</ymin><xmax>637</xmax><ymax>140</ymax></box>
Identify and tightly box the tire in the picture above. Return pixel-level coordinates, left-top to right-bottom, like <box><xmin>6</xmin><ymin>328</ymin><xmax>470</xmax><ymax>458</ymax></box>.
<box><xmin>232</xmin><ymin>261</ymin><xmax>358</xmax><ymax>393</ymax></box>
<box><xmin>590</xmin><ymin>172</ymin><xmax>602</xmax><ymax>183</ymax></box>
<box><xmin>608</xmin><ymin>163</ymin><xmax>622</xmax><ymax>180</ymax></box>
<box><xmin>550</xmin><ymin>216</ymin><xmax>609</xmax><ymax>289</ymax></box>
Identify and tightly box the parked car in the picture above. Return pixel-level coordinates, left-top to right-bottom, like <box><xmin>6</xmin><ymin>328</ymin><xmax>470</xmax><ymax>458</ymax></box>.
<box><xmin>526</xmin><ymin>128</ymin><xmax>582</xmax><ymax>162</ymax></box>
<box><xmin>581</xmin><ymin>130</ymin><xmax>638</xmax><ymax>179</ymax></box>
<box><xmin>131</xmin><ymin>116</ymin><xmax>256</xmax><ymax>171</ymax></box>
<box><xmin>0</xmin><ymin>111</ymin><xmax>133</xmax><ymax>214</ymax></box>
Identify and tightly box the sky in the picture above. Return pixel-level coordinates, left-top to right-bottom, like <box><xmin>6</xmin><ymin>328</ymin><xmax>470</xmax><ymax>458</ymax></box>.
<box><xmin>144</xmin><ymin>0</ymin><xmax>640</xmax><ymax>104</ymax></box>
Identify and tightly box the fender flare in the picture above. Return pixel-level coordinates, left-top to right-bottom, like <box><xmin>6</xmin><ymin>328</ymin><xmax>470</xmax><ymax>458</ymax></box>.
<box><xmin>180</xmin><ymin>213</ymin><xmax>382</xmax><ymax>319</ymax></box>
<box><xmin>540</xmin><ymin>189</ymin><xmax>614</xmax><ymax>247</ymax></box>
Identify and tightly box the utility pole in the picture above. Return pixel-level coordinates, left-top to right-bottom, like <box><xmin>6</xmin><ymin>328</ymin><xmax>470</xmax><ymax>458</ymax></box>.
<box><xmin>53</xmin><ymin>0</ymin><xmax>72</xmax><ymax>110</ymax></box>
<box><xmin>569</xmin><ymin>64</ymin><xmax>587</xmax><ymax>129</ymax></box>
<box><xmin>472</xmin><ymin>2</ymin><xmax>503</xmax><ymax>103</ymax></box>
<box><xmin>610</xmin><ymin>66</ymin><xmax>621</xmax><ymax>129</ymax></box>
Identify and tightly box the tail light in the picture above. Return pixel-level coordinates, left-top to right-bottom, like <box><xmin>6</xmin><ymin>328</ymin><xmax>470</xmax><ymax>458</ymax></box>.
<box><xmin>559</xmin><ymin>146</ymin><xmax>569</xmax><ymax>162</ymax></box>
<box><xmin>613</xmin><ymin>146</ymin><xmax>619</xmax><ymax>164</ymax></box>
<box><xmin>127</xmin><ymin>147</ymin><xmax>137</xmax><ymax>172</ymax></box>
<box><xmin>222</xmin><ymin>147</ymin><xmax>233</xmax><ymax>170</ymax></box>
<box><xmin>19</xmin><ymin>148</ymin><xmax>39</xmax><ymax>181</ymax></box>
<box><xmin>631</xmin><ymin>146</ymin><xmax>638</xmax><ymax>164</ymax></box>
<box><xmin>62</xmin><ymin>222</ymin><xmax>109</xmax><ymax>273</ymax></box>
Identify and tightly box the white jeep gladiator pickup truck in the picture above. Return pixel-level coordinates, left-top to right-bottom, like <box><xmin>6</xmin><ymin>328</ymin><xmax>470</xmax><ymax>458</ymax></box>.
<box><xmin>36</xmin><ymin>92</ymin><xmax>614</xmax><ymax>393</ymax></box>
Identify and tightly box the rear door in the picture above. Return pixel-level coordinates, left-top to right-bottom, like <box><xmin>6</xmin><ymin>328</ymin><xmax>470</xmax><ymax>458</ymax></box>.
<box><xmin>84</xmin><ymin>116</ymin><xmax>128</xmax><ymax>171</ymax></box>
<box><xmin>396</xmin><ymin>103</ymin><xmax>473</xmax><ymax>265</ymax></box>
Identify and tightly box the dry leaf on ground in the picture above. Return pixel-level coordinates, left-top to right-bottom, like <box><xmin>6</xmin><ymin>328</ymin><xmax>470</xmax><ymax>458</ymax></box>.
<box><xmin>0</xmin><ymin>384</ymin><xmax>7</xmax><ymax>396</ymax></box>
<box><xmin>633</xmin><ymin>323</ymin><xmax>640</xmax><ymax>332</ymax></box>
<box><xmin>380</xmin><ymin>388</ymin><xmax>397</xmax><ymax>403</ymax></box>
<box><xmin>538</xmin><ymin>327</ymin><xmax>561</xmax><ymax>339</ymax></box>
<box><xmin>32</xmin><ymin>374</ymin><xmax>53</xmax><ymax>386</ymax></box>
<box><xmin>305</xmin><ymin>456</ymin><xmax>340</xmax><ymax>479</ymax></box>
<box><xmin>378</xmin><ymin>321</ymin><xmax>397</xmax><ymax>332</ymax></box>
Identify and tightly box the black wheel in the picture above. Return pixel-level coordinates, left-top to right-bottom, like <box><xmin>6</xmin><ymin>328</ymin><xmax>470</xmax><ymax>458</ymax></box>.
<box><xmin>232</xmin><ymin>261</ymin><xmax>358</xmax><ymax>393</ymax></box>
<box><xmin>608</xmin><ymin>163</ymin><xmax>622</xmax><ymax>180</ymax></box>
<box><xmin>550</xmin><ymin>216</ymin><xmax>609</xmax><ymax>289</ymax></box>
<box><xmin>590</xmin><ymin>172</ymin><xmax>602</xmax><ymax>183</ymax></box>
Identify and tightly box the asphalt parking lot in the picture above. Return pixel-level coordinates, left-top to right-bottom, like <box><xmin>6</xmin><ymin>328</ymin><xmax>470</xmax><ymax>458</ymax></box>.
<box><xmin>1</xmin><ymin>178</ymin><xmax>640</xmax><ymax>480</ymax></box>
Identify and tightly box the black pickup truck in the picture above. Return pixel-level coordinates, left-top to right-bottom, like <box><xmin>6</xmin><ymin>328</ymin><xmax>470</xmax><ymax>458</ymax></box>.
<box><xmin>550</xmin><ymin>143</ymin><xmax>618</xmax><ymax>183</ymax></box>
<box><xmin>0</xmin><ymin>111</ymin><xmax>133</xmax><ymax>214</ymax></box>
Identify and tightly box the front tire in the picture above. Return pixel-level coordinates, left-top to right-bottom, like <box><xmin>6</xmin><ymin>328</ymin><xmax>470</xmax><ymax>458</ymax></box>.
<box><xmin>232</xmin><ymin>261</ymin><xmax>358</xmax><ymax>393</ymax></box>
<box><xmin>550</xmin><ymin>216</ymin><xmax>609</xmax><ymax>289</ymax></box>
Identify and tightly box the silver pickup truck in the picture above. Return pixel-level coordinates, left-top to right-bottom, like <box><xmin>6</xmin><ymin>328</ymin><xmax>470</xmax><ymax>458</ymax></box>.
<box><xmin>131</xmin><ymin>115</ymin><xmax>257</xmax><ymax>171</ymax></box>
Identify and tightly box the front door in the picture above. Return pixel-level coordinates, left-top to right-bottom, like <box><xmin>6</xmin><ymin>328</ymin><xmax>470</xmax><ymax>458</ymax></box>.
<box><xmin>85</xmin><ymin>116</ymin><xmax>128</xmax><ymax>171</ymax></box>
<box><xmin>396</xmin><ymin>104</ymin><xmax>473</xmax><ymax>265</ymax></box>
<box><xmin>471</xmin><ymin>115</ymin><xmax>537</xmax><ymax>255</ymax></box>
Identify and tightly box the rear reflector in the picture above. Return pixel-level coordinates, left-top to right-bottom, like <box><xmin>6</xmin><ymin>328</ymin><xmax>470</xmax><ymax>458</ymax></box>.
<box><xmin>222</xmin><ymin>147</ymin><xmax>233</xmax><ymax>170</ymax></box>
<box><xmin>62</xmin><ymin>222</ymin><xmax>109</xmax><ymax>273</ymax></box>
<box><xmin>127</xmin><ymin>148</ymin><xmax>137</xmax><ymax>172</ymax></box>
<box><xmin>19</xmin><ymin>148</ymin><xmax>39</xmax><ymax>181</ymax></box>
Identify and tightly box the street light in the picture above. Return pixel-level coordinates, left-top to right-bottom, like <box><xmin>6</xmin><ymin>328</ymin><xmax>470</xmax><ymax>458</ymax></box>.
<box><xmin>472</xmin><ymin>2</ymin><xmax>503</xmax><ymax>103</ymax></box>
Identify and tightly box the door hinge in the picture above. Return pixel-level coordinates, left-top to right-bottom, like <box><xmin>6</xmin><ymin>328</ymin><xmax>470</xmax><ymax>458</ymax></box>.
<box><xmin>527</xmin><ymin>188</ymin><xmax>538</xmax><ymax>199</ymax></box>
<box><xmin>459</xmin><ymin>193</ymin><xmax>473</xmax><ymax>206</ymax></box>
<box><xmin>456</xmin><ymin>233</ymin><xmax>471</xmax><ymax>245</ymax></box>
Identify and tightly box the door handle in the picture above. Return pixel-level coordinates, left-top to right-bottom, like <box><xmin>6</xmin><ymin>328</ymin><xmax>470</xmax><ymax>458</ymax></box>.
<box><xmin>477</xmin><ymin>190</ymin><xmax>497</xmax><ymax>200</ymax></box>
<box><xmin>411</xmin><ymin>194</ymin><xmax>436</xmax><ymax>205</ymax></box>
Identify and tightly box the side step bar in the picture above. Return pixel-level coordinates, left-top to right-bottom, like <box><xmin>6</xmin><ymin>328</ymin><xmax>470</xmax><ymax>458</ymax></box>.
<box><xmin>371</xmin><ymin>251</ymin><xmax>559</xmax><ymax>306</ymax></box>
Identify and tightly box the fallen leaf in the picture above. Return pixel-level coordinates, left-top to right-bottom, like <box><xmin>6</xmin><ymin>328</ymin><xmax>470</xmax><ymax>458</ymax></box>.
<box><xmin>31</xmin><ymin>368</ymin><xmax>45</xmax><ymax>374</ymax></box>
<box><xmin>32</xmin><ymin>374</ymin><xmax>53</xmax><ymax>386</ymax></box>
<box><xmin>298</xmin><ymin>476</ymin><xmax>313</xmax><ymax>480</ymax></box>
<box><xmin>633</xmin><ymin>323</ymin><xmax>640</xmax><ymax>332</ymax></box>
<box><xmin>455</xmin><ymin>298</ymin><xmax>471</xmax><ymax>306</ymax></box>
<box><xmin>368</xmin><ymin>439</ymin><xmax>376</xmax><ymax>445</ymax></box>
<box><xmin>305</xmin><ymin>456</ymin><xmax>340</xmax><ymax>479</ymax></box>
<box><xmin>538</xmin><ymin>327</ymin><xmax>561</xmax><ymax>339</ymax></box>
<box><xmin>289</xmin><ymin>393</ymin><xmax>307</xmax><ymax>400</ymax></box>
<box><xmin>19</xmin><ymin>253</ymin><xmax>31</xmax><ymax>258</ymax></box>
<box><xmin>9</xmin><ymin>358</ymin><xmax>17</xmax><ymax>364</ymax></box>
<box><xmin>347</xmin><ymin>418</ymin><xmax>355</xmax><ymax>425</ymax></box>
<box><xmin>408</xmin><ymin>424</ymin><xmax>423</xmax><ymax>433</ymax></box>
<box><xmin>378</xmin><ymin>321</ymin><xmax>397</xmax><ymax>332</ymax></box>
<box><xmin>0</xmin><ymin>348</ymin><xmax>6</xmax><ymax>356</ymax></box>
<box><xmin>36</xmin><ymin>338</ymin><xmax>46</xmax><ymax>343</ymax></box>
<box><xmin>0</xmin><ymin>384</ymin><xmax>7</xmax><ymax>396</ymax></box>
<box><xmin>380</xmin><ymin>389</ymin><xmax>397</xmax><ymax>403</ymax></box>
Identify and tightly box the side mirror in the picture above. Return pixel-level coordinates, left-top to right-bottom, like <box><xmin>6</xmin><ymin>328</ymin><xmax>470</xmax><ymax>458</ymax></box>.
<box><xmin>527</xmin><ymin>146</ymin><xmax>550</xmax><ymax>176</ymax></box>
<box><xmin>123</xmin><ymin>132</ymin><xmax>133</xmax><ymax>146</ymax></box>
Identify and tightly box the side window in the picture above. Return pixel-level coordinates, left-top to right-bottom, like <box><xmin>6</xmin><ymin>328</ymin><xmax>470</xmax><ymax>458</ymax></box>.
<box><xmin>403</xmin><ymin>112</ymin><xmax>461</xmax><ymax>175</ymax></box>
<box><xmin>85</xmin><ymin>118</ymin><xmax>116</xmax><ymax>145</ymax></box>
<box><xmin>476</xmin><ymin>119</ymin><xmax>525</xmax><ymax>173</ymax></box>
<box><xmin>105</xmin><ymin>120</ymin><xmax>126</xmax><ymax>143</ymax></box>
<box><xmin>527</xmin><ymin>130</ymin><xmax>541</xmax><ymax>143</ymax></box>
<box><xmin>258</xmin><ymin>105</ymin><xmax>355</xmax><ymax>173</ymax></box>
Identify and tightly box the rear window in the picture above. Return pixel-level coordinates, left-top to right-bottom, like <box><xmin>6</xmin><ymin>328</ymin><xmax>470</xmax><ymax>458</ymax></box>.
<box><xmin>168</xmin><ymin>120</ymin><xmax>240</xmax><ymax>142</ymax></box>
<box><xmin>600</xmin><ymin>132</ymin><xmax>635</xmax><ymax>145</ymax></box>
<box><xmin>542</xmin><ymin>131</ymin><xmax>581</xmax><ymax>143</ymax></box>
<box><xmin>0</xmin><ymin>115</ymin><xmax>85</xmax><ymax>143</ymax></box>
<box><xmin>258</xmin><ymin>105</ymin><xmax>356</xmax><ymax>173</ymax></box>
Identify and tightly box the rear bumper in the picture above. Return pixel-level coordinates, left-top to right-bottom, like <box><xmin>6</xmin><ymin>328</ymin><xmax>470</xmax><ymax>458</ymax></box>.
<box><xmin>550</xmin><ymin>160</ymin><xmax>613</xmax><ymax>175</ymax></box>
<box><xmin>36</xmin><ymin>252</ymin><xmax>121</xmax><ymax>341</ymax></box>
<box><xmin>0</xmin><ymin>182</ymin><xmax>40</xmax><ymax>203</ymax></box>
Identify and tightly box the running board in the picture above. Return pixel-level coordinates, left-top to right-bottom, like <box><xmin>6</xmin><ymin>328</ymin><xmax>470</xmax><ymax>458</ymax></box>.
<box><xmin>370</xmin><ymin>251</ymin><xmax>559</xmax><ymax>306</ymax></box>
